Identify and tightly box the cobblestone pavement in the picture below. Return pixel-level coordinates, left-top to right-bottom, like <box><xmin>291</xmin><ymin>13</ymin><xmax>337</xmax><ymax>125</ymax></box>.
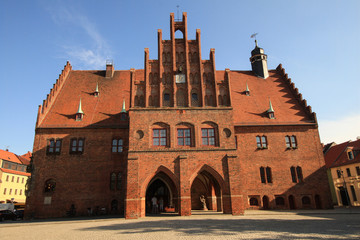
<box><xmin>1</xmin><ymin>210</ymin><xmax>360</xmax><ymax>240</ymax></box>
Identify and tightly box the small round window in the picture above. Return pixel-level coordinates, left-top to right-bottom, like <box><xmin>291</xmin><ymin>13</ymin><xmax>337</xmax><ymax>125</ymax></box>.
<box><xmin>136</xmin><ymin>130</ymin><xmax>144</xmax><ymax>140</ymax></box>
<box><xmin>223</xmin><ymin>128</ymin><xmax>231</xmax><ymax>138</ymax></box>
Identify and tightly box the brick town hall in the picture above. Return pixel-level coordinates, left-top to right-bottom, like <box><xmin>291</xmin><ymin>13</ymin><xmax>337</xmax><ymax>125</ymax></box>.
<box><xmin>25</xmin><ymin>13</ymin><xmax>332</xmax><ymax>219</ymax></box>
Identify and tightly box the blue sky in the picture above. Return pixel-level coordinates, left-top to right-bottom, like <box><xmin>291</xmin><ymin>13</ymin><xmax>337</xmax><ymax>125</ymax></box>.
<box><xmin>0</xmin><ymin>0</ymin><xmax>359</xmax><ymax>155</ymax></box>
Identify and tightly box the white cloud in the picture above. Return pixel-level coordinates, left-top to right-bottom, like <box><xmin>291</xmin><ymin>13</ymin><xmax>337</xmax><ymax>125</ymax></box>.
<box><xmin>319</xmin><ymin>114</ymin><xmax>360</xmax><ymax>144</ymax></box>
<box><xmin>46</xmin><ymin>4</ymin><xmax>111</xmax><ymax>69</ymax></box>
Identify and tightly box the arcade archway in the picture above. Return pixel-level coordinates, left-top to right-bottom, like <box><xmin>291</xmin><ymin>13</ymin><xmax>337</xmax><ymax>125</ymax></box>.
<box><xmin>190</xmin><ymin>170</ymin><xmax>222</xmax><ymax>212</ymax></box>
<box><xmin>145</xmin><ymin>172</ymin><xmax>178</xmax><ymax>215</ymax></box>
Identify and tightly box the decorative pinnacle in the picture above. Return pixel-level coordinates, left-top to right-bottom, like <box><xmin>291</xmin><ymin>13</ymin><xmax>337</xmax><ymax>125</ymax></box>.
<box><xmin>246</xmin><ymin>82</ymin><xmax>250</xmax><ymax>92</ymax></box>
<box><xmin>267</xmin><ymin>98</ymin><xmax>274</xmax><ymax>112</ymax></box>
<box><xmin>121</xmin><ymin>99</ymin><xmax>126</xmax><ymax>113</ymax></box>
<box><xmin>77</xmin><ymin>98</ymin><xmax>84</xmax><ymax>114</ymax></box>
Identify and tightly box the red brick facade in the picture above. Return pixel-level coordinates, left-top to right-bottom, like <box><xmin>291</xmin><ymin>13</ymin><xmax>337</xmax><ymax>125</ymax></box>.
<box><xmin>25</xmin><ymin>13</ymin><xmax>332</xmax><ymax>219</ymax></box>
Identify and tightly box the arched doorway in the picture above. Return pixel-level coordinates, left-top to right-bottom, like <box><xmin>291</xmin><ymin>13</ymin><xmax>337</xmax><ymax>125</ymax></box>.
<box><xmin>262</xmin><ymin>195</ymin><xmax>269</xmax><ymax>210</ymax></box>
<box><xmin>190</xmin><ymin>171</ymin><xmax>222</xmax><ymax>212</ymax></box>
<box><xmin>145</xmin><ymin>172</ymin><xmax>178</xmax><ymax>215</ymax></box>
<box><xmin>289</xmin><ymin>195</ymin><xmax>296</xmax><ymax>210</ymax></box>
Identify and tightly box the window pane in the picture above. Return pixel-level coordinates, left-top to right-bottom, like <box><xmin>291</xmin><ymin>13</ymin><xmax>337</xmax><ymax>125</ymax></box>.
<box><xmin>178</xmin><ymin>138</ymin><xmax>184</xmax><ymax>145</ymax></box>
<box><xmin>202</xmin><ymin>138</ymin><xmax>208</xmax><ymax>145</ymax></box>
<box><xmin>160</xmin><ymin>129</ymin><xmax>166</xmax><ymax>137</ymax></box>
<box><xmin>112</xmin><ymin>146</ymin><xmax>117</xmax><ymax>152</ymax></box>
<box><xmin>153</xmin><ymin>130</ymin><xmax>159</xmax><ymax>137</ymax></box>
<box><xmin>72</xmin><ymin>146</ymin><xmax>77</xmax><ymax>152</ymax></box>
<box><xmin>72</xmin><ymin>140</ymin><xmax>77</xmax><ymax>147</ymax></box>
<box><xmin>184</xmin><ymin>129</ymin><xmax>190</xmax><ymax>137</ymax></box>
<box><xmin>185</xmin><ymin>138</ymin><xmax>191</xmax><ymax>146</ymax></box>
<box><xmin>285</xmin><ymin>136</ymin><xmax>291</xmax><ymax>148</ymax></box>
<box><xmin>178</xmin><ymin>129</ymin><xmax>183</xmax><ymax>137</ymax></box>
<box><xmin>118</xmin><ymin>146</ymin><xmax>123</xmax><ymax>152</ymax></box>
<box><xmin>290</xmin><ymin>167</ymin><xmax>297</xmax><ymax>183</ymax></box>
<box><xmin>49</xmin><ymin>140</ymin><xmax>55</xmax><ymax>147</ymax></box>
<box><xmin>291</xmin><ymin>136</ymin><xmax>296</xmax><ymax>147</ymax></box>
<box><xmin>160</xmin><ymin>138</ymin><xmax>166</xmax><ymax>146</ymax></box>
<box><xmin>153</xmin><ymin>138</ymin><xmax>159</xmax><ymax>146</ymax></box>
<box><xmin>208</xmin><ymin>129</ymin><xmax>215</xmax><ymax>137</ymax></box>
<box><xmin>202</xmin><ymin>129</ymin><xmax>208</xmax><ymax>137</ymax></box>
<box><xmin>112</xmin><ymin>139</ymin><xmax>117</xmax><ymax>146</ymax></box>
<box><xmin>256</xmin><ymin>136</ymin><xmax>261</xmax><ymax>147</ymax></box>
<box><xmin>78</xmin><ymin>140</ymin><xmax>83</xmax><ymax>147</ymax></box>
<box><xmin>78</xmin><ymin>147</ymin><xmax>83</xmax><ymax>152</ymax></box>
<box><xmin>209</xmin><ymin>137</ymin><xmax>215</xmax><ymax>145</ymax></box>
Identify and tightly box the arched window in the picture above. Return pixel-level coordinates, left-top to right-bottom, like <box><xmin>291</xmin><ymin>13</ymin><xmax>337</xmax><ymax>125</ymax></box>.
<box><xmin>194</xmin><ymin>73</ymin><xmax>199</xmax><ymax>84</ymax></box>
<box><xmin>163</xmin><ymin>90</ymin><xmax>171</xmax><ymax>107</ymax></box>
<box><xmin>112</xmin><ymin>139</ymin><xmax>123</xmax><ymax>153</ymax></box>
<box><xmin>192</xmin><ymin>52</ymin><xmax>198</xmax><ymax>63</ymax></box>
<box><xmin>110</xmin><ymin>173</ymin><xmax>116</xmax><ymax>190</ymax></box>
<box><xmin>207</xmin><ymin>73</ymin><xmax>213</xmax><ymax>84</ymax></box>
<box><xmin>203</xmin><ymin>73</ymin><xmax>207</xmax><ymax>83</ymax></box>
<box><xmin>190</xmin><ymin>73</ymin><xmax>194</xmax><ymax>84</ymax></box>
<box><xmin>162</xmin><ymin>52</ymin><xmax>166</xmax><ymax>64</ymax></box>
<box><xmin>44</xmin><ymin>179</ymin><xmax>56</xmax><ymax>193</ymax></box>
<box><xmin>188</xmin><ymin>52</ymin><xmax>192</xmax><ymax>63</ymax></box>
<box><xmin>191</xmin><ymin>91</ymin><xmax>199</xmax><ymax>107</ymax></box>
<box><xmin>285</xmin><ymin>135</ymin><xmax>297</xmax><ymax>148</ymax></box>
<box><xmin>117</xmin><ymin>173</ymin><xmax>122</xmax><ymax>190</ymax></box>
<box><xmin>166</xmin><ymin>52</ymin><xmax>171</xmax><ymax>63</ymax></box>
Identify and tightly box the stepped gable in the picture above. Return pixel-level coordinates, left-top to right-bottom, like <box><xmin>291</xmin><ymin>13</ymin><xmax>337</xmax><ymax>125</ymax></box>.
<box><xmin>229</xmin><ymin>65</ymin><xmax>316</xmax><ymax>125</ymax></box>
<box><xmin>36</xmin><ymin>61</ymin><xmax>72</xmax><ymax>127</ymax></box>
<box><xmin>325</xmin><ymin>139</ymin><xmax>360</xmax><ymax>168</ymax></box>
<box><xmin>38</xmin><ymin>67</ymin><xmax>133</xmax><ymax>128</ymax></box>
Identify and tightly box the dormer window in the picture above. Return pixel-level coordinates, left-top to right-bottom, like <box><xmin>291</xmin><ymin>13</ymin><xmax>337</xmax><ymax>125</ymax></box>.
<box><xmin>348</xmin><ymin>150</ymin><xmax>354</xmax><ymax>160</ymax></box>
<box><xmin>76</xmin><ymin>98</ymin><xmax>84</xmax><ymax>121</ymax></box>
<box><xmin>267</xmin><ymin>99</ymin><xmax>275</xmax><ymax>119</ymax></box>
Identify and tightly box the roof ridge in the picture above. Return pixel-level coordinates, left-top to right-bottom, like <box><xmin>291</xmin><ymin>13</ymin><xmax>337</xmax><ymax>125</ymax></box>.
<box><xmin>276</xmin><ymin>64</ymin><xmax>317</xmax><ymax>124</ymax></box>
<box><xmin>36</xmin><ymin>61</ymin><xmax>72</xmax><ymax>127</ymax></box>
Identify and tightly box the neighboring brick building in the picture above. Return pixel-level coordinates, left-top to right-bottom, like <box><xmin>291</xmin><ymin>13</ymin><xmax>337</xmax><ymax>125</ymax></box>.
<box><xmin>324</xmin><ymin>139</ymin><xmax>360</xmax><ymax>207</ymax></box>
<box><xmin>0</xmin><ymin>149</ymin><xmax>31</xmax><ymax>205</ymax></box>
<box><xmin>25</xmin><ymin>13</ymin><xmax>332</xmax><ymax>219</ymax></box>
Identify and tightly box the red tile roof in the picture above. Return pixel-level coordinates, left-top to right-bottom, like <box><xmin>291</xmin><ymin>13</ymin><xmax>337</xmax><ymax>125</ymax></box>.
<box><xmin>229</xmin><ymin>70</ymin><xmax>313</xmax><ymax>125</ymax></box>
<box><xmin>324</xmin><ymin>139</ymin><xmax>360</xmax><ymax>168</ymax></box>
<box><xmin>37</xmin><ymin>65</ymin><xmax>314</xmax><ymax>127</ymax></box>
<box><xmin>39</xmin><ymin>70</ymin><xmax>132</xmax><ymax>128</ymax></box>
<box><xmin>0</xmin><ymin>149</ymin><xmax>22</xmax><ymax>164</ymax></box>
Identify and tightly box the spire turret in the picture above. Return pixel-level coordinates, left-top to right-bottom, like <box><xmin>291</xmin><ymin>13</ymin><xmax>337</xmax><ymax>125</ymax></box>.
<box><xmin>245</xmin><ymin>82</ymin><xmax>250</xmax><ymax>96</ymax></box>
<box><xmin>94</xmin><ymin>82</ymin><xmax>99</xmax><ymax>97</ymax></box>
<box><xmin>250</xmin><ymin>40</ymin><xmax>269</xmax><ymax>79</ymax></box>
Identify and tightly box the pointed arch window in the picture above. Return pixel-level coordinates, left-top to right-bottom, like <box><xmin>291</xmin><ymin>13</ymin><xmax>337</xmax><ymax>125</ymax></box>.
<box><xmin>291</xmin><ymin>166</ymin><xmax>303</xmax><ymax>183</ymax></box>
<box><xmin>110</xmin><ymin>173</ymin><xmax>116</xmax><ymax>190</ymax></box>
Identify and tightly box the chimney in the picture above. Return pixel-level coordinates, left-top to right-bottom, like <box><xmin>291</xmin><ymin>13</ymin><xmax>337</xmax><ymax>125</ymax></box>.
<box><xmin>106</xmin><ymin>60</ymin><xmax>114</xmax><ymax>78</ymax></box>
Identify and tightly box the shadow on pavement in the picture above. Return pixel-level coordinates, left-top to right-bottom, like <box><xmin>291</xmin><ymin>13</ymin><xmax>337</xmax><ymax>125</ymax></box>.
<box><xmin>76</xmin><ymin>215</ymin><xmax>360</xmax><ymax>239</ymax></box>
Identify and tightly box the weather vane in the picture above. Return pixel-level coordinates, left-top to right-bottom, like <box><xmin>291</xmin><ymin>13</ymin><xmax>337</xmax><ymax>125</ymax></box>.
<box><xmin>250</xmin><ymin>33</ymin><xmax>258</xmax><ymax>40</ymax></box>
